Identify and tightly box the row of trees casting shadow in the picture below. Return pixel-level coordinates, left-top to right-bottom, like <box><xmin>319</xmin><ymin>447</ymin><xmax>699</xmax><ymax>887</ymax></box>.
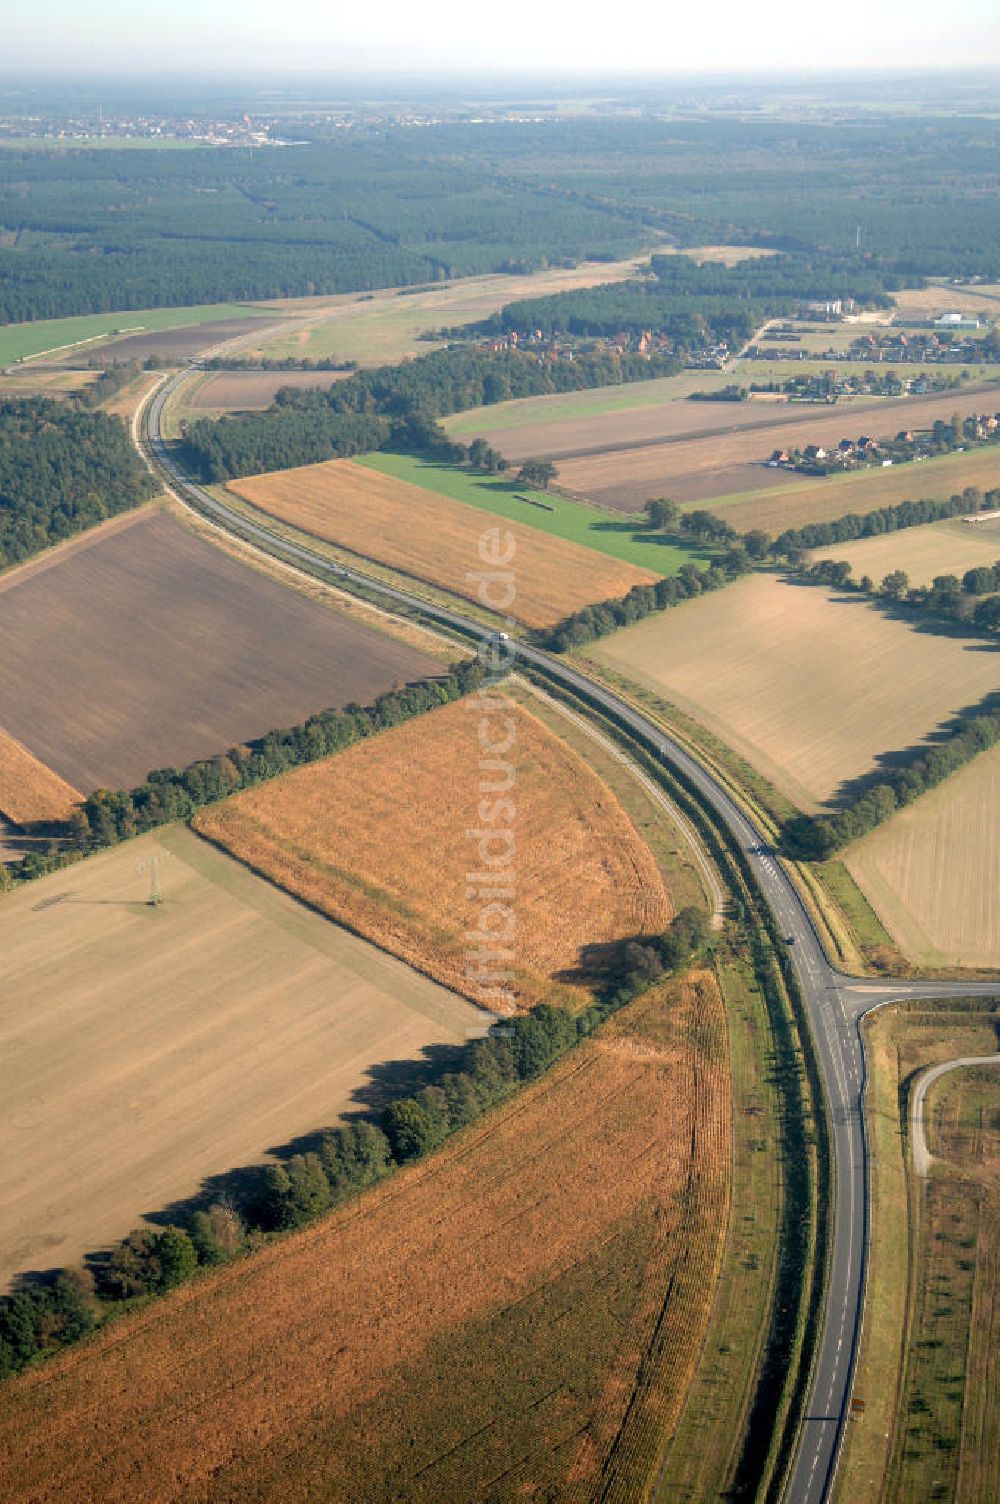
<box><xmin>0</xmin><ymin>911</ymin><xmax>710</xmax><ymax>1381</ymax></box>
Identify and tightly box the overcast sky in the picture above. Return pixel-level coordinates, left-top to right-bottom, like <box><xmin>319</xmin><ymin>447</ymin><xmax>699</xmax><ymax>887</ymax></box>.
<box><xmin>5</xmin><ymin>0</ymin><xmax>999</xmax><ymax>75</ymax></box>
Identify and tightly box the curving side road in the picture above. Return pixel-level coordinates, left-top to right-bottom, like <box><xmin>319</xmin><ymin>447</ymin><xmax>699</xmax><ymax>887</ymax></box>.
<box><xmin>910</xmin><ymin>1055</ymin><xmax>1000</xmax><ymax>1177</ymax></box>
<box><xmin>142</xmin><ymin>369</ymin><xmax>999</xmax><ymax>1504</ymax></box>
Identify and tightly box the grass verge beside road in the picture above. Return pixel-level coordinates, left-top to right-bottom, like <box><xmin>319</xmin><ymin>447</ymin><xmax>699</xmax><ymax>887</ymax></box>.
<box><xmin>837</xmin><ymin>1002</ymin><xmax>1000</xmax><ymax>1504</ymax></box>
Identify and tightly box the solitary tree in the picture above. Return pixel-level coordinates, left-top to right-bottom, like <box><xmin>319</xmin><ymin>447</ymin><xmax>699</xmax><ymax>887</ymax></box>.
<box><xmin>518</xmin><ymin>457</ymin><xmax>558</xmax><ymax>489</ymax></box>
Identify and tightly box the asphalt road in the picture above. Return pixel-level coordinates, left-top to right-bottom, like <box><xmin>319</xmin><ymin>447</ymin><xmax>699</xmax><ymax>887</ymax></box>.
<box><xmin>910</xmin><ymin>1054</ymin><xmax>1000</xmax><ymax>1177</ymax></box>
<box><xmin>143</xmin><ymin>369</ymin><xmax>999</xmax><ymax>1504</ymax></box>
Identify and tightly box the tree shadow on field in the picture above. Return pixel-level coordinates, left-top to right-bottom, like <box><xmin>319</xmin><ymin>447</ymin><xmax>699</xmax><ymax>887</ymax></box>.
<box><xmin>783</xmin><ymin>572</ymin><xmax>1000</xmax><ymax>650</ymax></box>
<box><xmin>7</xmin><ymin>1036</ymin><xmax>472</xmax><ymax>1296</ymax></box>
<box><xmin>824</xmin><ymin>687</ymin><xmax>1000</xmax><ymax>810</ymax></box>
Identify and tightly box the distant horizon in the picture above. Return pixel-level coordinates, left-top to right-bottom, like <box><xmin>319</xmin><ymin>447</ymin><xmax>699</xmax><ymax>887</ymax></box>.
<box><xmin>4</xmin><ymin>0</ymin><xmax>999</xmax><ymax>79</ymax></box>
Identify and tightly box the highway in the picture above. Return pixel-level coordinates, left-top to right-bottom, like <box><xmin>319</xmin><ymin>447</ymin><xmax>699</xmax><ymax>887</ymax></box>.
<box><xmin>142</xmin><ymin>369</ymin><xmax>999</xmax><ymax>1504</ymax></box>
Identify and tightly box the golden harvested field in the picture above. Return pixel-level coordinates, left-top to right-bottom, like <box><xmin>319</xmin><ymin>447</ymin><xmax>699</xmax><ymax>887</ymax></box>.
<box><xmin>0</xmin><ymin>728</ymin><xmax>81</xmax><ymax>826</ymax></box>
<box><xmin>0</xmin><ymin>975</ymin><xmax>731</xmax><ymax>1504</ymax></box>
<box><xmin>844</xmin><ymin>743</ymin><xmax>1000</xmax><ymax>968</ymax></box>
<box><xmin>703</xmin><ymin>445</ymin><xmax>1000</xmax><ymax>535</ymax></box>
<box><xmin>187</xmin><ymin>368</ymin><xmax>353</xmax><ymax>412</ymax></box>
<box><xmin>553</xmin><ymin>388</ymin><xmax>1000</xmax><ymax>512</ymax></box>
<box><xmin>812</xmin><ymin>516</ymin><xmax>1000</xmax><ymax>587</ymax></box>
<box><xmin>195</xmin><ymin>695</ymin><xmax>673</xmax><ymax>1013</ymax></box>
<box><xmin>0</xmin><ymin>508</ymin><xmax>438</xmax><ymax>794</ymax></box>
<box><xmin>231</xmin><ymin>457</ymin><xmax>657</xmax><ymax>628</ymax></box>
<box><xmin>246</xmin><ymin>255</ymin><xmax>652</xmax><ymax>366</ymax></box>
<box><xmin>0</xmin><ymin>825</ymin><xmax>481</xmax><ymax>1291</ymax></box>
<box><xmin>589</xmin><ymin>572</ymin><xmax>1000</xmax><ymax>811</ymax></box>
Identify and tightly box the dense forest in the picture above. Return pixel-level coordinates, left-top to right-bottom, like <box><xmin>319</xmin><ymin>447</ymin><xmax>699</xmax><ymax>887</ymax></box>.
<box><xmin>2</xmin><ymin>111</ymin><xmax>999</xmax><ymax>326</ymax></box>
<box><xmin>0</xmin><ymin>398</ymin><xmax>157</xmax><ymax>569</ymax></box>
<box><xmin>181</xmin><ymin>344</ymin><xmax>680</xmax><ymax>480</ymax></box>
<box><xmin>0</xmin><ymin>138</ymin><xmax>645</xmax><ymax>325</ymax></box>
<box><xmin>483</xmin><ymin>251</ymin><xmax>907</xmax><ymax>342</ymax></box>
<box><xmin>444</xmin><ymin>115</ymin><xmax>1000</xmax><ymax>275</ymax></box>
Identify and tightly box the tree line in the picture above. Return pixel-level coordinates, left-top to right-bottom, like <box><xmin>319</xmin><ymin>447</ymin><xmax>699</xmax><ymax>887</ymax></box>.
<box><xmin>7</xmin><ymin>658</ymin><xmax>487</xmax><ymax>888</ymax></box>
<box><xmin>766</xmin><ymin>487</ymin><xmax>999</xmax><ymax>561</ymax></box>
<box><xmin>785</xmin><ymin>701</ymin><xmax>1000</xmax><ymax>859</ymax></box>
<box><xmin>0</xmin><ymin>896</ymin><xmax>710</xmax><ymax>1381</ymax></box>
<box><xmin>803</xmin><ymin>555</ymin><xmax>1000</xmax><ymax>635</ymax></box>
<box><xmin>180</xmin><ymin>343</ymin><xmax>682</xmax><ymax>482</ymax></box>
<box><xmin>0</xmin><ymin>398</ymin><xmax>157</xmax><ymax>570</ymax></box>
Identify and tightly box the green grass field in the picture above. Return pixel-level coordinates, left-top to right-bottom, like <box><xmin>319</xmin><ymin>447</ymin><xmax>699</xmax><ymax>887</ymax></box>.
<box><xmin>0</xmin><ymin>302</ymin><xmax>271</xmax><ymax>367</ymax></box>
<box><xmin>358</xmin><ymin>452</ymin><xmax>711</xmax><ymax>575</ymax></box>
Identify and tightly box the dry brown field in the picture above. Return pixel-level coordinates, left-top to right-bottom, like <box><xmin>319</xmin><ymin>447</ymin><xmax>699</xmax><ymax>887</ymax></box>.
<box><xmin>892</xmin><ymin>282</ymin><xmax>1000</xmax><ymax>320</ymax></box>
<box><xmin>0</xmin><ymin>974</ymin><xmax>730</xmax><ymax>1504</ymax></box>
<box><xmin>195</xmin><ymin>695</ymin><xmax>673</xmax><ymax>1013</ymax></box>
<box><xmin>844</xmin><ymin>743</ymin><xmax>1000</xmax><ymax>968</ymax></box>
<box><xmin>589</xmin><ymin>572</ymin><xmax>1000</xmax><ymax>811</ymax></box>
<box><xmin>0</xmin><ymin>728</ymin><xmax>81</xmax><ymax>826</ymax></box>
<box><xmin>702</xmin><ymin>445</ymin><xmax>1000</xmax><ymax>535</ymax></box>
<box><xmin>553</xmin><ymin>388</ymin><xmax>1000</xmax><ymax>512</ymax></box>
<box><xmin>0</xmin><ymin>825</ymin><xmax>482</xmax><ymax>1290</ymax></box>
<box><xmin>0</xmin><ymin>369</ymin><xmax>96</xmax><ymax>398</ymax></box>
<box><xmin>231</xmin><ymin>457</ymin><xmax>657</xmax><ymax>628</ymax></box>
<box><xmin>446</xmin><ymin>377</ymin><xmax>801</xmax><ymax>462</ymax></box>
<box><xmin>244</xmin><ymin>255</ymin><xmax>652</xmax><ymax>365</ymax></box>
<box><xmin>187</xmin><ymin>368</ymin><xmax>352</xmax><ymax>412</ymax></box>
<box><xmin>448</xmin><ymin>379</ymin><xmax>1000</xmax><ymax>472</ymax></box>
<box><xmin>812</xmin><ymin>515</ymin><xmax>1000</xmax><ymax>588</ymax></box>
<box><xmin>0</xmin><ymin>509</ymin><xmax>438</xmax><ymax>794</ymax></box>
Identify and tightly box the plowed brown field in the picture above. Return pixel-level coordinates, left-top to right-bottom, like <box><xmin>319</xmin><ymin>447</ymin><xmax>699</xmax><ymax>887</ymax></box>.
<box><xmin>0</xmin><ymin>510</ymin><xmax>439</xmax><ymax>794</ymax></box>
<box><xmin>230</xmin><ymin>457</ymin><xmax>658</xmax><ymax>628</ymax></box>
<box><xmin>0</xmin><ymin>974</ymin><xmax>731</xmax><ymax>1504</ymax></box>
<box><xmin>552</xmin><ymin>388</ymin><xmax>1000</xmax><ymax>512</ymax></box>
<box><xmin>188</xmin><ymin>369</ymin><xmax>353</xmax><ymax>411</ymax></box>
<box><xmin>195</xmin><ymin>695</ymin><xmax>673</xmax><ymax>1012</ymax></box>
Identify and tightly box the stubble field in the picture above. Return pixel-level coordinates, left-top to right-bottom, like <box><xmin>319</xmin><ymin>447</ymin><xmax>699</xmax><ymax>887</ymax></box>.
<box><xmin>588</xmin><ymin>572</ymin><xmax>1000</xmax><ymax>810</ymax></box>
<box><xmin>230</xmin><ymin>457</ymin><xmax>659</xmax><ymax>628</ymax></box>
<box><xmin>0</xmin><ymin>509</ymin><xmax>438</xmax><ymax>794</ymax></box>
<box><xmin>0</xmin><ymin>973</ymin><xmax>730</xmax><ymax>1504</ymax></box>
<box><xmin>195</xmin><ymin>695</ymin><xmax>673</xmax><ymax>1012</ymax></box>
<box><xmin>811</xmin><ymin>515</ymin><xmax>1000</xmax><ymax>589</ymax></box>
<box><xmin>0</xmin><ymin>824</ymin><xmax>482</xmax><ymax>1290</ymax></box>
<box><xmin>844</xmin><ymin>742</ymin><xmax>1000</xmax><ymax>967</ymax></box>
